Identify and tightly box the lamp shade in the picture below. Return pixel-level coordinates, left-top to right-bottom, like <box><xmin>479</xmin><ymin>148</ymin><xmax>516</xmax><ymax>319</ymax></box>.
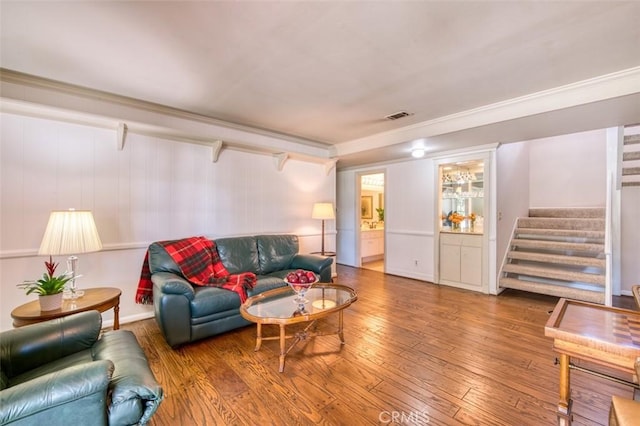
<box><xmin>38</xmin><ymin>210</ymin><xmax>103</xmax><ymax>255</ymax></box>
<box><xmin>311</xmin><ymin>203</ymin><xmax>335</xmax><ymax>220</ymax></box>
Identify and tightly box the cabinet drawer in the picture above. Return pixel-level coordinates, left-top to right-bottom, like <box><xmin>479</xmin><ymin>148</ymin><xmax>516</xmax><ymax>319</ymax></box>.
<box><xmin>463</xmin><ymin>235</ymin><xmax>483</xmax><ymax>248</ymax></box>
<box><xmin>440</xmin><ymin>233</ymin><xmax>464</xmax><ymax>245</ymax></box>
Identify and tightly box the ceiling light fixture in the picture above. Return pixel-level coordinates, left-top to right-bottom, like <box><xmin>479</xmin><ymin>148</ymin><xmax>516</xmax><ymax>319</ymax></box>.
<box><xmin>411</xmin><ymin>147</ymin><xmax>425</xmax><ymax>158</ymax></box>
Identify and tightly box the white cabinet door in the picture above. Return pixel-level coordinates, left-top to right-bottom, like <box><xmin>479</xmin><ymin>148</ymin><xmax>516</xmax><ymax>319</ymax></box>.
<box><xmin>361</xmin><ymin>236</ymin><xmax>375</xmax><ymax>258</ymax></box>
<box><xmin>439</xmin><ymin>233</ymin><xmax>483</xmax><ymax>290</ymax></box>
<box><xmin>440</xmin><ymin>243</ymin><xmax>461</xmax><ymax>282</ymax></box>
<box><xmin>460</xmin><ymin>246</ymin><xmax>482</xmax><ymax>286</ymax></box>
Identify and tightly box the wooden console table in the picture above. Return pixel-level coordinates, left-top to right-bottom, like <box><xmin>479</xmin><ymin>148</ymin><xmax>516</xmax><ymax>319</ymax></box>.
<box><xmin>11</xmin><ymin>287</ymin><xmax>121</xmax><ymax>329</ymax></box>
<box><xmin>545</xmin><ymin>298</ymin><xmax>640</xmax><ymax>425</ymax></box>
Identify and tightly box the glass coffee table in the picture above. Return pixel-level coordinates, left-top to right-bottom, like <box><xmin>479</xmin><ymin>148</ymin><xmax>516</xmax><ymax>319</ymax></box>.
<box><xmin>240</xmin><ymin>283</ymin><xmax>358</xmax><ymax>372</ymax></box>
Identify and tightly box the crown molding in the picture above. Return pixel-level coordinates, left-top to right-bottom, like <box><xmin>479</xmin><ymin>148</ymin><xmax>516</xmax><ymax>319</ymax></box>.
<box><xmin>334</xmin><ymin>66</ymin><xmax>640</xmax><ymax>156</ymax></box>
<box><xmin>0</xmin><ymin>68</ymin><xmax>332</xmax><ymax>159</ymax></box>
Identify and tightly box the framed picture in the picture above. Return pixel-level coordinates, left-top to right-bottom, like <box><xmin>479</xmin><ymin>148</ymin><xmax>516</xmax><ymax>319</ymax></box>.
<box><xmin>361</xmin><ymin>196</ymin><xmax>373</xmax><ymax>219</ymax></box>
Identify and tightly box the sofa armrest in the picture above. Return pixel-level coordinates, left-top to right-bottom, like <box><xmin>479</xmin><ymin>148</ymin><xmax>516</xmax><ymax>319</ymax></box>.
<box><xmin>151</xmin><ymin>272</ymin><xmax>195</xmax><ymax>347</ymax></box>
<box><xmin>151</xmin><ymin>272</ymin><xmax>195</xmax><ymax>298</ymax></box>
<box><xmin>0</xmin><ymin>311</ymin><xmax>102</xmax><ymax>378</ymax></box>
<box><xmin>0</xmin><ymin>360</ymin><xmax>113</xmax><ymax>425</ymax></box>
<box><xmin>94</xmin><ymin>330</ymin><xmax>163</xmax><ymax>425</ymax></box>
<box><xmin>291</xmin><ymin>254</ymin><xmax>333</xmax><ymax>282</ymax></box>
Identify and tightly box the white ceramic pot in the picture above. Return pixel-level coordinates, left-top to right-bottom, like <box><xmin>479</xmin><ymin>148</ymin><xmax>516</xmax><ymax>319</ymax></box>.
<box><xmin>39</xmin><ymin>292</ymin><xmax>63</xmax><ymax>311</ymax></box>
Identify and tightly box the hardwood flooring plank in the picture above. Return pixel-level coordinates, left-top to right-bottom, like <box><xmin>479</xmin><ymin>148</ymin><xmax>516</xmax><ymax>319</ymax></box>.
<box><xmin>120</xmin><ymin>265</ymin><xmax>636</xmax><ymax>425</ymax></box>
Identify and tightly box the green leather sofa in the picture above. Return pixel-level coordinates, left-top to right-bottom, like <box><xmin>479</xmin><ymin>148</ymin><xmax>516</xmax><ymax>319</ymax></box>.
<box><xmin>0</xmin><ymin>310</ymin><xmax>163</xmax><ymax>426</ymax></box>
<box><xmin>149</xmin><ymin>234</ymin><xmax>333</xmax><ymax>347</ymax></box>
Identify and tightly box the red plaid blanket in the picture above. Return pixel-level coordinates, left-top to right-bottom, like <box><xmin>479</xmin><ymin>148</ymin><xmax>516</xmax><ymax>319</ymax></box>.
<box><xmin>135</xmin><ymin>236</ymin><xmax>256</xmax><ymax>305</ymax></box>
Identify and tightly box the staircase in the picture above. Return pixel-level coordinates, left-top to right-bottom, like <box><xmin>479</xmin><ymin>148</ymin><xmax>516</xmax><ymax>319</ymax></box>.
<box><xmin>499</xmin><ymin>208</ymin><xmax>606</xmax><ymax>304</ymax></box>
<box><xmin>622</xmin><ymin>132</ymin><xmax>640</xmax><ymax>187</ymax></box>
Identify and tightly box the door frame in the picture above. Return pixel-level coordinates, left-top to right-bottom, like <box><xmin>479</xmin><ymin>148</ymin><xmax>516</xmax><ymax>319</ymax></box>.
<box><xmin>356</xmin><ymin>169</ymin><xmax>386</xmax><ymax>268</ymax></box>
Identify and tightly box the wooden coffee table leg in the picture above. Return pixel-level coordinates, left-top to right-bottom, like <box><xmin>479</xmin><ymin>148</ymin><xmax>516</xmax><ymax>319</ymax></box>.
<box><xmin>255</xmin><ymin>323</ymin><xmax>263</xmax><ymax>351</ymax></box>
<box><xmin>338</xmin><ymin>310</ymin><xmax>345</xmax><ymax>344</ymax></box>
<box><xmin>279</xmin><ymin>324</ymin><xmax>286</xmax><ymax>373</ymax></box>
<box><xmin>558</xmin><ymin>354</ymin><xmax>572</xmax><ymax>425</ymax></box>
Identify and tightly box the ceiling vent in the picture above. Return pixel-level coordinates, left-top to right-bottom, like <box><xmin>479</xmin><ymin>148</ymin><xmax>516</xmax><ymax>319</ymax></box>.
<box><xmin>384</xmin><ymin>111</ymin><xmax>413</xmax><ymax>121</ymax></box>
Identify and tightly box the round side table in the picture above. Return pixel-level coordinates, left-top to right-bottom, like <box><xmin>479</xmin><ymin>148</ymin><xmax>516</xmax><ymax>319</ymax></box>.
<box><xmin>11</xmin><ymin>287</ymin><xmax>122</xmax><ymax>329</ymax></box>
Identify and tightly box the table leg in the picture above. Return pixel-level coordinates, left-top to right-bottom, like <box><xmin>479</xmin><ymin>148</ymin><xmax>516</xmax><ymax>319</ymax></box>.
<box><xmin>279</xmin><ymin>324</ymin><xmax>286</xmax><ymax>373</ymax></box>
<box><xmin>113</xmin><ymin>301</ymin><xmax>120</xmax><ymax>330</ymax></box>
<box><xmin>338</xmin><ymin>310</ymin><xmax>345</xmax><ymax>344</ymax></box>
<box><xmin>557</xmin><ymin>354</ymin><xmax>572</xmax><ymax>426</ymax></box>
<box><xmin>255</xmin><ymin>323</ymin><xmax>263</xmax><ymax>351</ymax></box>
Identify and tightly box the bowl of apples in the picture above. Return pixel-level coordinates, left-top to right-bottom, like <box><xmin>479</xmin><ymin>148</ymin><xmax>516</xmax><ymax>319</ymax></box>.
<box><xmin>284</xmin><ymin>269</ymin><xmax>318</xmax><ymax>304</ymax></box>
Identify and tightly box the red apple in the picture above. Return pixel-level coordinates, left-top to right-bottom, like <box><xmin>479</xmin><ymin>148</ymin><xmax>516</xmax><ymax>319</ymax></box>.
<box><xmin>286</xmin><ymin>273</ymin><xmax>299</xmax><ymax>283</ymax></box>
<box><xmin>306</xmin><ymin>271</ymin><xmax>316</xmax><ymax>282</ymax></box>
<box><xmin>295</xmin><ymin>269</ymin><xmax>305</xmax><ymax>277</ymax></box>
<box><xmin>299</xmin><ymin>275</ymin><xmax>308</xmax><ymax>283</ymax></box>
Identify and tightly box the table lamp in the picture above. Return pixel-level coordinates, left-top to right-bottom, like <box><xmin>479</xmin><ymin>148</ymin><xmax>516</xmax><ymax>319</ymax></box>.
<box><xmin>311</xmin><ymin>202</ymin><xmax>335</xmax><ymax>256</ymax></box>
<box><xmin>38</xmin><ymin>209</ymin><xmax>103</xmax><ymax>299</ymax></box>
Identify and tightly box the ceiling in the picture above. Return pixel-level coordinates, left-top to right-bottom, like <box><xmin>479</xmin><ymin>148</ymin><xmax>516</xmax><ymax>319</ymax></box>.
<box><xmin>1</xmin><ymin>1</ymin><xmax>639</xmax><ymax>169</ymax></box>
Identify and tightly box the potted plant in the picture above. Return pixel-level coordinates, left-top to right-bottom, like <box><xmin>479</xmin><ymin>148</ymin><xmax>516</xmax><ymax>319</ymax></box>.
<box><xmin>18</xmin><ymin>256</ymin><xmax>72</xmax><ymax>311</ymax></box>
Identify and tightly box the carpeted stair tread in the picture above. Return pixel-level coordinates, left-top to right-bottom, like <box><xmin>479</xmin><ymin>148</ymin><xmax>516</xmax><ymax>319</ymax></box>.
<box><xmin>499</xmin><ymin>207</ymin><xmax>609</xmax><ymax>304</ymax></box>
<box><xmin>502</xmin><ymin>263</ymin><xmax>605</xmax><ymax>285</ymax></box>
<box><xmin>622</xmin><ymin>167</ymin><xmax>640</xmax><ymax>176</ymax></box>
<box><xmin>507</xmin><ymin>251</ymin><xmax>605</xmax><ymax>268</ymax></box>
<box><xmin>624</xmin><ymin>134</ymin><xmax>640</xmax><ymax>144</ymax></box>
<box><xmin>528</xmin><ymin>208</ymin><xmax>605</xmax><ymax>218</ymax></box>
<box><xmin>500</xmin><ymin>277</ymin><xmax>605</xmax><ymax>304</ymax></box>
<box><xmin>622</xmin><ymin>181</ymin><xmax>640</xmax><ymax>187</ymax></box>
<box><xmin>517</xmin><ymin>217</ymin><xmax>604</xmax><ymax>231</ymax></box>
<box><xmin>623</xmin><ymin>151</ymin><xmax>640</xmax><ymax>161</ymax></box>
<box><xmin>511</xmin><ymin>238</ymin><xmax>603</xmax><ymax>253</ymax></box>
<box><xmin>515</xmin><ymin>227</ymin><xmax>605</xmax><ymax>241</ymax></box>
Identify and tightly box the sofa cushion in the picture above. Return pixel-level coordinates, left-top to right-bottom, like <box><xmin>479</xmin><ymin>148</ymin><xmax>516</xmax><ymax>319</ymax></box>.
<box><xmin>190</xmin><ymin>286</ymin><xmax>241</xmax><ymax>318</ymax></box>
<box><xmin>256</xmin><ymin>235</ymin><xmax>298</xmax><ymax>275</ymax></box>
<box><xmin>215</xmin><ymin>236</ymin><xmax>260</xmax><ymax>274</ymax></box>
<box><xmin>249</xmin><ymin>276</ymin><xmax>289</xmax><ymax>297</ymax></box>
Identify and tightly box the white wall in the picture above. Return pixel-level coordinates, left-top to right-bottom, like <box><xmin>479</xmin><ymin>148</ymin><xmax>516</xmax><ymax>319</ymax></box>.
<box><xmin>338</xmin><ymin>128</ymin><xmax>639</xmax><ymax>297</ymax></box>
<box><xmin>385</xmin><ymin>159</ymin><xmax>436</xmax><ymax>281</ymax></box>
<box><xmin>496</xmin><ymin>141</ymin><xmax>530</xmax><ymax>276</ymax></box>
<box><xmin>337</xmin><ymin>158</ymin><xmax>437</xmax><ymax>282</ymax></box>
<box><xmin>0</xmin><ymin>113</ymin><xmax>335</xmax><ymax>331</ymax></box>
<box><xmin>621</xmin><ymin>126</ymin><xmax>640</xmax><ymax>292</ymax></box>
<box><xmin>529</xmin><ymin>129</ymin><xmax>607</xmax><ymax>208</ymax></box>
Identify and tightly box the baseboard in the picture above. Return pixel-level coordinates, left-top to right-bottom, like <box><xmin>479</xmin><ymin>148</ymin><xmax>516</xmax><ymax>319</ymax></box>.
<box><xmin>102</xmin><ymin>311</ymin><xmax>154</xmax><ymax>329</ymax></box>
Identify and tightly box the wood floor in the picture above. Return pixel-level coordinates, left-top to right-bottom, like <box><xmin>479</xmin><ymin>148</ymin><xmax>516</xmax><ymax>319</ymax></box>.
<box><xmin>122</xmin><ymin>265</ymin><xmax>638</xmax><ymax>426</ymax></box>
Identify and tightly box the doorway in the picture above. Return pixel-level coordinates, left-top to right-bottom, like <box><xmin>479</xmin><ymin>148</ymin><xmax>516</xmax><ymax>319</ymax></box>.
<box><xmin>359</xmin><ymin>172</ymin><xmax>385</xmax><ymax>272</ymax></box>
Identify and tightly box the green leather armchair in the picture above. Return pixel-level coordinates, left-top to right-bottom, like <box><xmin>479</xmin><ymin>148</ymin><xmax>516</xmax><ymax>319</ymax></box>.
<box><xmin>0</xmin><ymin>310</ymin><xmax>163</xmax><ymax>425</ymax></box>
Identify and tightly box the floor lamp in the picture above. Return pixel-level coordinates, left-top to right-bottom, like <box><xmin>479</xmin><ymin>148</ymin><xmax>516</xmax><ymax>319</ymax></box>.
<box><xmin>311</xmin><ymin>202</ymin><xmax>335</xmax><ymax>256</ymax></box>
<box><xmin>38</xmin><ymin>209</ymin><xmax>103</xmax><ymax>299</ymax></box>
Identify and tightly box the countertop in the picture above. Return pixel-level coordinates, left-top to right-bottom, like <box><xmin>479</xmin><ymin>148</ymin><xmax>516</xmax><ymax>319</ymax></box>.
<box><xmin>440</xmin><ymin>229</ymin><xmax>483</xmax><ymax>235</ymax></box>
